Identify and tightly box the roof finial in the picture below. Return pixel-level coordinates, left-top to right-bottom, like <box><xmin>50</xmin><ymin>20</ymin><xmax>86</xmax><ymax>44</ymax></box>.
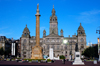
<box><xmin>53</xmin><ymin>5</ymin><xmax>54</xmax><ymax>8</ymax></box>
<box><xmin>26</xmin><ymin>24</ymin><xmax>27</xmax><ymax>27</ymax></box>
<box><xmin>37</xmin><ymin>3</ymin><xmax>39</xmax><ymax>9</ymax></box>
<box><xmin>80</xmin><ymin>23</ymin><xmax>81</xmax><ymax>26</ymax></box>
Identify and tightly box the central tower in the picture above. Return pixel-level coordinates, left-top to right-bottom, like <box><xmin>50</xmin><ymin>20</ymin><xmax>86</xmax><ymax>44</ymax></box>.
<box><xmin>50</xmin><ymin>5</ymin><xmax>58</xmax><ymax>35</ymax></box>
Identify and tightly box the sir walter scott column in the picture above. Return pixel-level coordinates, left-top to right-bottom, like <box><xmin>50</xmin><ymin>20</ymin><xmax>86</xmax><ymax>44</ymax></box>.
<box><xmin>31</xmin><ymin>4</ymin><xmax>43</xmax><ymax>59</ymax></box>
<box><xmin>36</xmin><ymin>4</ymin><xmax>40</xmax><ymax>46</ymax></box>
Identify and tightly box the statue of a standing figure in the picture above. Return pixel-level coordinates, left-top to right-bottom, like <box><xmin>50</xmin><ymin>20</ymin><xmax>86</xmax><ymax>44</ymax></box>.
<box><xmin>37</xmin><ymin>3</ymin><xmax>39</xmax><ymax>9</ymax></box>
<box><xmin>75</xmin><ymin>43</ymin><xmax>79</xmax><ymax>52</ymax></box>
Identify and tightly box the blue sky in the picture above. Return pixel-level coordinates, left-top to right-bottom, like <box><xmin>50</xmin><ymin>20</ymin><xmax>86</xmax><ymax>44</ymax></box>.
<box><xmin>0</xmin><ymin>0</ymin><xmax>100</xmax><ymax>45</ymax></box>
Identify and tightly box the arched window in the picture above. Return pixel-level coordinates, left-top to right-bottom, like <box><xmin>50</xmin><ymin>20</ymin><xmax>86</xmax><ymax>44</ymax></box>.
<box><xmin>43</xmin><ymin>40</ymin><xmax>45</xmax><ymax>43</ymax></box>
<box><xmin>61</xmin><ymin>46</ymin><xmax>63</xmax><ymax>50</ymax></box>
<box><xmin>43</xmin><ymin>33</ymin><xmax>46</xmax><ymax>35</ymax></box>
<box><xmin>66</xmin><ymin>51</ymin><xmax>67</xmax><ymax>54</ymax></box>
<box><xmin>65</xmin><ymin>45</ymin><xmax>67</xmax><ymax>49</ymax></box>
<box><xmin>53</xmin><ymin>45</ymin><xmax>55</xmax><ymax>50</ymax></box>
<box><xmin>80</xmin><ymin>31</ymin><xmax>82</xmax><ymax>34</ymax></box>
<box><xmin>80</xmin><ymin>38</ymin><xmax>84</xmax><ymax>42</ymax></box>
<box><xmin>57</xmin><ymin>45</ymin><xmax>59</xmax><ymax>49</ymax></box>
<box><xmin>47</xmin><ymin>38</ymin><xmax>49</xmax><ymax>42</ymax></box>
<box><xmin>23</xmin><ymin>39</ymin><xmax>27</xmax><ymax>50</ymax></box>
<box><xmin>44</xmin><ymin>52</ymin><xmax>45</xmax><ymax>54</ymax></box>
<box><xmin>51</xmin><ymin>38</ymin><xmax>55</xmax><ymax>42</ymax></box>
<box><xmin>47</xmin><ymin>45</ymin><xmax>49</xmax><ymax>50</ymax></box>
<box><xmin>82</xmin><ymin>51</ymin><xmax>83</xmax><ymax>54</ymax></box>
<box><xmin>81</xmin><ymin>44</ymin><xmax>84</xmax><ymax>48</ymax></box>
<box><xmin>70</xmin><ymin>45</ymin><xmax>72</xmax><ymax>50</ymax></box>
<box><xmin>53</xmin><ymin>19</ymin><xmax>54</xmax><ymax>21</ymax></box>
<box><xmin>57</xmin><ymin>38</ymin><xmax>59</xmax><ymax>42</ymax></box>
<box><xmin>61</xmin><ymin>33</ymin><xmax>63</xmax><ymax>35</ymax></box>
<box><xmin>51</xmin><ymin>45</ymin><xmax>55</xmax><ymax>50</ymax></box>
<box><xmin>24</xmin><ymin>33</ymin><xmax>26</xmax><ymax>36</ymax></box>
<box><xmin>44</xmin><ymin>46</ymin><xmax>45</xmax><ymax>50</ymax></box>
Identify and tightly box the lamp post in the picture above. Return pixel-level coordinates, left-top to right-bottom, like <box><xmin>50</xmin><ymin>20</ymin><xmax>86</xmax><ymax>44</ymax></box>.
<box><xmin>97</xmin><ymin>38</ymin><xmax>100</xmax><ymax>61</ymax></box>
<box><xmin>96</xmin><ymin>26</ymin><xmax>100</xmax><ymax>61</ymax></box>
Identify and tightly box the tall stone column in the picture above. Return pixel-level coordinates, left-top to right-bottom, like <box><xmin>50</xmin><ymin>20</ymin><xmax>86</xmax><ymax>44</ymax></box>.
<box><xmin>35</xmin><ymin>4</ymin><xmax>40</xmax><ymax>46</ymax></box>
<box><xmin>31</xmin><ymin>4</ymin><xmax>43</xmax><ymax>59</ymax></box>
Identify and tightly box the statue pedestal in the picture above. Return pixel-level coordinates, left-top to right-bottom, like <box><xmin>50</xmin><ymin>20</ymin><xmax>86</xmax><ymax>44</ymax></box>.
<box><xmin>31</xmin><ymin>45</ymin><xmax>43</xmax><ymax>59</ymax></box>
<box><xmin>73</xmin><ymin>52</ymin><xmax>84</xmax><ymax>65</ymax></box>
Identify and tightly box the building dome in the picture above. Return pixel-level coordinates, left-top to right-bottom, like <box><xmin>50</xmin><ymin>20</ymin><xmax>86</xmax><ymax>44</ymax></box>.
<box><xmin>78</xmin><ymin>23</ymin><xmax>84</xmax><ymax>30</ymax></box>
<box><xmin>43</xmin><ymin>29</ymin><xmax>46</xmax><ymax>32</ymax></box>
<box><xmin>23</xmin><ymin>24</ymin><xmax>30</xmax><ymax>33</ymax></box>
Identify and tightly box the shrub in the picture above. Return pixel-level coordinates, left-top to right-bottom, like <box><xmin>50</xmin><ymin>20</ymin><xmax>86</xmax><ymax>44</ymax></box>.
<box><xmin>60</xmin><ymin>55</ymin><xmax>65</xmax><ymax>59</ymax></box>
<box><xmin>23</xmin><ymin>59</ymin><xmax>46</xmax><ymax>61</ymax></box>
<box><xmin>47</xmin><ymin>59</ymin><xmax>51</xmax><ymax>62</ymax></box>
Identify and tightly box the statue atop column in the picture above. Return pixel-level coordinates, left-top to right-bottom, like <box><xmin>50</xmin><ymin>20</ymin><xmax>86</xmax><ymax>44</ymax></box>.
<box><xmin>37</xmin><ymin>3</ymin><xmax>39</xmax><ymax>9</ymax></box>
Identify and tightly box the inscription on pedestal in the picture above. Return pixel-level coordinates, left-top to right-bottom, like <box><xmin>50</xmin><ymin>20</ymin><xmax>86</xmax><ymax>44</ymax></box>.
<box><xmin>33</xmin><ymin>48</ymin><xmax>40</xmax><ymax>57</ymax></box>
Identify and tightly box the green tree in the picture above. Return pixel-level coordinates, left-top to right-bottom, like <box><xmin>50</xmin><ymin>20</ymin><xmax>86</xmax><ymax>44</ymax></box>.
<box><xmin>82</xmin><ymin>47</ymin><xmax>95</xmax><ymax>59</ymax></box>
<box><xmin>0</xmin><ymin>47</ymin><xmax>4</xmax><ymax>55</ymax></box>
<box><xmin>93</xmin><ymin>45</ymin><xmax>99</xmax><ymax>58</ymax></box>
<box><xmin>4</xmin><ymin>48</ymin><xmax>11</xmax><ymax>56</ymax></box>
<box><xmin>60</xmin><ymin>55</ymin><xmax>65</xmax><ymax>59</ymax></box>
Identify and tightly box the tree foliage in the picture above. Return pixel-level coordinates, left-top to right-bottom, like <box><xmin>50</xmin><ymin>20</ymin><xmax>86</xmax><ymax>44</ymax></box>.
<box><xmin>82</xmin><ymin>46</ymin><xmax>98</xmax><ymax>58</ymax></box>
<box><xmin>0</xmin><ymin>47</ymin><xmax>11</xmax><ymax>56</ymax></box>
<box><xmin>60</xmin><ymin>55</ymin><xmax>65</xmax><ymax>59</ymax></box>
<box><xmin>4</xmin><ymin>48</ymin><xmax>11</xmax><ymax>56</ymax></box>
<box><xmin>0</xmin><ymin>47</ymin><xmax>4</xmax><ymax>55</ymax></box>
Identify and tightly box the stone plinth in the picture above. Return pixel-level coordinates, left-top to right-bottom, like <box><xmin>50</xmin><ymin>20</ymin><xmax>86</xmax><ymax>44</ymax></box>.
<box><xmin>73</xmin><ymin>52</ymin><xmax>84</xmax><ymax>65</ymax></box>
<box><xmin>31</xmin><ymin>46</ymin><xmax>43</xmax><ymax>59</ymax></box>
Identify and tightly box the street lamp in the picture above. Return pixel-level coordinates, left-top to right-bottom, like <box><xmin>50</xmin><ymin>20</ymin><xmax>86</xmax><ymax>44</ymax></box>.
<box><xmin>96</xmin><ymin>26</ymin><xmax>100</xmax><ymax>61</ymax></box>
<box><xmin>63</xmin><ymin>39</ymin><xmax>68</xmax><ymax>44</ymax></box>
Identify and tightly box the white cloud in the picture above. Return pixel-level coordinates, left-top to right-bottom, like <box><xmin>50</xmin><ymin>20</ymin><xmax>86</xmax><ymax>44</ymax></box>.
<box><xmin>76</xmin><ymin>10</ymin><xmax>100</xmax><ymax>23</ymax></box>
<box><xmin>0</xmin><ymin>27</ymin><xmax>12</xmax><ymax>36</ymax></box>
<box><xmin>0</xmin><ymin>27</ymin><xmax>8</xmax><ymax>30</ymax></box>
<box><xmin>0</xmin><ymin>33</ymin><xmax>12</xmax><ymax>36</ymax></box>
<box><xmin>80</xmin><ymin>10</ymin><xmax>100</xmax><ymax>15</ymax></box>
<box><xmin>0</xmin><ymin>34</ymin><xmax>4</xmax><ymax>36</ymax></box>
<box><xmin>40</xmin><ymin>27</ymin><xmax>46</xmax><ymax>31</ymax></box>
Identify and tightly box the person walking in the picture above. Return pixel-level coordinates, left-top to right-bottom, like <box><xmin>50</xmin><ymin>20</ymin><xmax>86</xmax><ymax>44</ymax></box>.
<box><xmin>63</xmin><ymin>59</ymin><xmax>66</xmax><ymax>64</ymax></box>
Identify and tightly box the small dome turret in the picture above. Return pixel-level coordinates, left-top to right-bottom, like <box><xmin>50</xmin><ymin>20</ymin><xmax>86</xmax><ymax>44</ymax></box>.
<box><xmin>23</xmin><ymin>24</ymin><xmax>30</xmax><ymax>33</ymax></box>
<box><xmin>43</xmin><ymin>29</ymin><xmax>46</xmax><ymax>37</ymax></box>
<box><xmin>78</xmin><ymin>23</ymin><xmax>84</xmax><ymax>30</ymax></box>
<box><xmin>22</xmin><ymin>24</ymin><xmax>30</xmax><ymax>38</ymax></box>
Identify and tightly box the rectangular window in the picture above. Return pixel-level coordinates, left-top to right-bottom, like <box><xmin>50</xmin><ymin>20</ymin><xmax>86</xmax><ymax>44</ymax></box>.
<box><xmin>47</xmin><ymin>45</ymin><xmax>49</xmax><ymax>50</ymax></box>
<box><xmin>24</xmin><ymin>55</ymin><xmax>26</xmax><ymax>57</ymax></box>
<box><xmin>23</xmin><ymin>52</ymin><xmax>26</xmax><ymax>54</ymax></box>
<box><xmin>61</xmin><ymin>46</ymin><xmax>63</xmax><ymax>50</ymax></box>
<box><xmin>57</xmin><ymin>45</ymin><xmax>59</xmax><ymax>49</ymax></box>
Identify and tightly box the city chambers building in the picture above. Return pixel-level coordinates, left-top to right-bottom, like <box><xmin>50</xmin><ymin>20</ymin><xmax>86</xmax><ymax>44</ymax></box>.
<box><xmin>21</xmin><ymin>5</ymin><xmax>86</xmax><ymax>59</ymax></box>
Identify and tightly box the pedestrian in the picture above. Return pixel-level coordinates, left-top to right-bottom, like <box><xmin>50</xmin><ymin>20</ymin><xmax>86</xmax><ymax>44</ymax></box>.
<box><xmin>46</xmin><ymin>58</ymin><xmax>47</xmax><ymax>63</ymax></box>
<box><xmin>63</xmin><ymin>59</ymin><xmax>65</xmax><ymax>64</ymax></box>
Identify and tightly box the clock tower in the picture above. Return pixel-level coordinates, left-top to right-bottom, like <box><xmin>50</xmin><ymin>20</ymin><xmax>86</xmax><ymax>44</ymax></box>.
<box><xmin>50</xmin><ymin>5</ymin><xmax>58</xmax><ymax>35</ymax></box>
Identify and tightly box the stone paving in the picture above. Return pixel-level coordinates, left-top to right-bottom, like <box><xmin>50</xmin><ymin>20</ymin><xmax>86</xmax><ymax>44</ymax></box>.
<box><xmin>0</xmin><ymin>60</ymin><xmax>100</xmax><ymax>66</ymax></box>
